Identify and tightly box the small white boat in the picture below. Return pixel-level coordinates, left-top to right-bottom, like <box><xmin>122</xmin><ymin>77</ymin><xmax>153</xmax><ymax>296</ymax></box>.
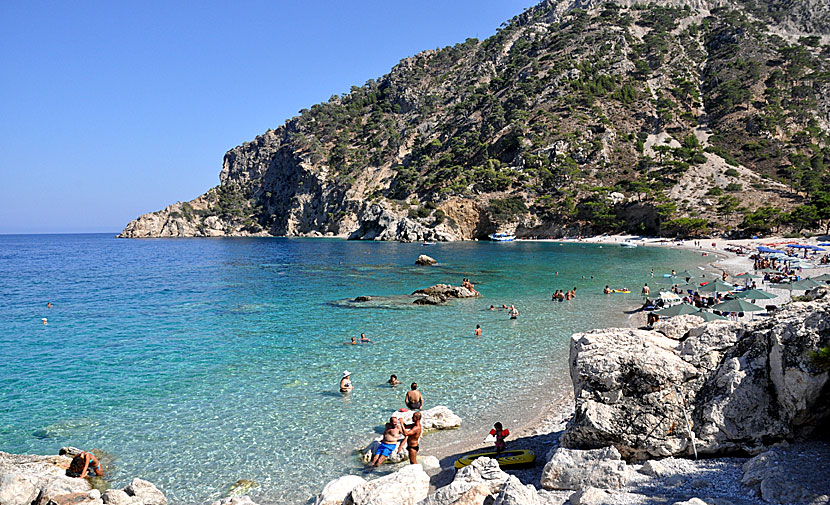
<box><xmin>489</xmin><ymin>232</ymin><xmax>516</xmax><ymax>242</ymax></box>
<box><xmin>621</xmin><ymin>242</ymin><xmax>638</xmax><ymax>248</ymax></box>
<box><xmin>422</xmin><ymin>241</ymin><xmax>436</xmax><ymax>246</ymax></box>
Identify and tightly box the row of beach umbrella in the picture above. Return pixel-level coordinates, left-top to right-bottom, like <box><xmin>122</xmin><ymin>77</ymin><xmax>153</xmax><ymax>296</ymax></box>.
<box><xmin>653</xmin><ymin>270</ymin><xmax>829</xmax><ymax>321</ymax></box>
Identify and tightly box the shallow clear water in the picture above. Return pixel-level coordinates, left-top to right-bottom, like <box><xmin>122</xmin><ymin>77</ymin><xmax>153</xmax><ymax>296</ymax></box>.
<box><xmin>0</xmin><ymin>235</ymin><xmax>705</xmax><ymax>504</ymax></box>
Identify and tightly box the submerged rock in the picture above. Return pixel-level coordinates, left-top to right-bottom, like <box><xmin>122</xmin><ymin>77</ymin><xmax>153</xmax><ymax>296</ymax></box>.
<box><xmin>227</xmin><ymin>479</ymin><xmax>258</xmax><ymax>497</ymax></box>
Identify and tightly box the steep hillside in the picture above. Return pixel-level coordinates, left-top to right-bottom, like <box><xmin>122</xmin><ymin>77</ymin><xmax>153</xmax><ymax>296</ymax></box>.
<box><xmin>120</xmin><ymin>0</ymin><xmax>830</xmax><ymax>240</ymax></box>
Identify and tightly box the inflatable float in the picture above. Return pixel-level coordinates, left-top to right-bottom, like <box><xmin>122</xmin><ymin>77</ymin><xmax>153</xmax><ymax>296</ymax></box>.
<box><xmin>454</xmin><ymin>449</ymin><xmax>536</xmax><ymax>469</ymax></box>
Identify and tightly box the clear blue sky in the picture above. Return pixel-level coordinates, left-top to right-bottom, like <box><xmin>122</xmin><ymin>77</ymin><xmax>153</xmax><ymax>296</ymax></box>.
<box><xmin>0</xmin><ymin>1</ymin><xmax>537</xmax><ymax>234</ymax></box>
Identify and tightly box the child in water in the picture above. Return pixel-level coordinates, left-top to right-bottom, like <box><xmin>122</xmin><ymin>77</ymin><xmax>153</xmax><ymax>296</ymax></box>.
<box><xmin>488</xmin><ymin>422</ymin><xmax>510</xmax><ymax>453</ymax></box>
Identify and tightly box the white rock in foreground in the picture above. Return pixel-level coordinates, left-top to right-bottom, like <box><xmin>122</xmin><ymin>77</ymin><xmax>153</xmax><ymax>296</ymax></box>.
<box><xmin>419</xmin><ymin>458</ymin><xmax>508</xmax><ymax>505</ymax></box>
<box><xmin>209</xmin><ymin>496</ymin><xmax>259</xmax><ymax>505</ymax></box>
<box><xmin>314</xmin><ymin>475</ymin><xmax>366</xmax><ymax>505</ymax></box>
<box><xmin>541</xmin><ymin>447</ymin><xmax>631</xmax><ymax>490</ymax></box>
<box><xmin>124</xmin><ymin>478</ymin><xmax>167</xmax><ymax>505</ymax></box>
<box><xmin>345</xmin><ymin>464</ymin><xmax>429</xmax><ymax>505</ymax></box>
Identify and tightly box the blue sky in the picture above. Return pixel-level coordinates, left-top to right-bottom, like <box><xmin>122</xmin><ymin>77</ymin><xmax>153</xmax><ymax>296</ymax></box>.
<box><xmin>0</xmin><ymin>1</ymin><xmax>537</xmax><ymax>234</ymax></box>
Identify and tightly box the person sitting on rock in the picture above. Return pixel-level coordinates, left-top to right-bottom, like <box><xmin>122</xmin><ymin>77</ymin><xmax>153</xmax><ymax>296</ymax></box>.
<box><xmin>66</xmin><ymin>451</ymin><xmax>102</xmax><ymax>478</ymax></box>
<box><xmin>370</xmin><ymin>417</ymin><xmax>404</xmax><ymax>466</ymax></box>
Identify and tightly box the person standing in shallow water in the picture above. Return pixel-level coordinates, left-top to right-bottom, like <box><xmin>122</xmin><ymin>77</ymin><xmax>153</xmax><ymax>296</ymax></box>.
<box><xmin>405</xmin><ymin>383</ymin><xmax>422</xmax><ymax>410</ymax></box>
<box><xmin>340</xmin><ymin>371</ymin><xmax>353</xmax><ymax>392</ymax></box>
<box><xmin>474</xmin><ymin>324</ymin><xmax>482</xmax><ymax>337</ymax></box>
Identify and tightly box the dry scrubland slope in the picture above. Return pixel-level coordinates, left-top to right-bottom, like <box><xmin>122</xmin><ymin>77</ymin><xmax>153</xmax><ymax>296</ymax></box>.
<box><xmin>121</xmin><ymin>0</ymin><xmax>830</xmax><ymax>241</ymax></box>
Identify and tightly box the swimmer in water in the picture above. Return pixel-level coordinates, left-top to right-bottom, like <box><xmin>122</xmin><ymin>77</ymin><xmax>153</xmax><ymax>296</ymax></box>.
<box><xmin>360</xmin><ymin>333</ymin><xmax>372</xmax><ymax>344</ymax></box>
<box><xmin>42</xmin><ymin>318</ymin><xmax>47</xmax><ymax>325</ymax></box>
<box><xmin>474</xmin><ymin>324</ymin><xmax>482</xmax><ymax>337</ymax></box>
<box><xmin>345</xmin><ymin>337</ymin><xmax>357</xmax><ymax>345</ymax></box>
<box><xmin>47</xmin><ymin>302</ymin><xmax>52</xmax><ymax>308</ymax></box>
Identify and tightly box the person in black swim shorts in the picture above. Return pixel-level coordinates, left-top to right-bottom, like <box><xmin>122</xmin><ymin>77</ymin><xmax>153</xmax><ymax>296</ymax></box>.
<box><xmin>405</xmin><ymin>383</ymin><xmax>422</xmax><ymax>410</ymax></box>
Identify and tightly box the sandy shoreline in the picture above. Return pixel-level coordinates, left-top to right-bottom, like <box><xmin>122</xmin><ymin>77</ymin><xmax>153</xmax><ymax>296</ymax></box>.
<box><xmin>421</xmin><ymin>234</ymin><xmax>830</xmax><ymax>486</ymax></box>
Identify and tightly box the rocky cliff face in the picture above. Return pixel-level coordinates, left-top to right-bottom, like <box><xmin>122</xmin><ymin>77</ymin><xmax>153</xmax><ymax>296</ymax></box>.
<box><xmin>562</xmin><ymin>289</ymin><xmax>830</xmax><ymax>460</ymax></box>
<box><xmin>121</xmin><ymin>0</ymin><xmax>830</xmax><ymax>240</ymax></box>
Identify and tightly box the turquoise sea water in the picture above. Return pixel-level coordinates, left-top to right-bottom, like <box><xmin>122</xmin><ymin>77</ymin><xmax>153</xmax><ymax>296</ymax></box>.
<box><xmin>0</xmin><ymin>235</ymin><xmax>706</xmax><ymax>504</ymax></box>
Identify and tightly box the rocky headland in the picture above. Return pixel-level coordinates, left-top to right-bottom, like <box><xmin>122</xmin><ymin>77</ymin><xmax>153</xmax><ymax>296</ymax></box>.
<box><xmin>119</xmin><ymin>0</ymin><xmax>829</xmax><ymax>242</ymax></box>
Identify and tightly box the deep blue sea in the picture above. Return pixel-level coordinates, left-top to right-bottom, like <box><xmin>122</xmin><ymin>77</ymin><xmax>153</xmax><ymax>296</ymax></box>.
<box><xmin>0</xmin><ymin>234</ymin><xmax>706</xmax><ymax>504</ymax></box>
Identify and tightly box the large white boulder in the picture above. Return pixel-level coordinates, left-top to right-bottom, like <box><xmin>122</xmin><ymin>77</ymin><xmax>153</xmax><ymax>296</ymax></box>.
<box><xmin>314</xmin><ymin>475</ymin><xmax>367</xmax><ymax>505</ymax></box>
<box><xmin>124</xmin><ymin>479</ymin><xmax>166</xmax><ymax>505</ymax></box>
<box><xmin>540</xmin><ymin>447</ymin><xmax>631</xmax><ymax>490</ymax></box>
<box><xmin>419</xmin><ymin>458</ymin><xmax>508</xmax><ymax>505</ymax></box>
<box><xmin>492</xmin><ymin>475</ymin><xmax>539</xmax><ymax>505</ymax></box>
<box><xmin>561</xmin><ymin>298</ymin><xmax>830</xmax><ymax>458</ymax></box>
<box><xmin>393</xmin><ymin>406</ymin><xmax>462</xmax><ymax>431</ymax></box>
<box><xmin>345</xmin><ymin>464</ymin><xmax>429</xmax><ymax>505</ymax></box>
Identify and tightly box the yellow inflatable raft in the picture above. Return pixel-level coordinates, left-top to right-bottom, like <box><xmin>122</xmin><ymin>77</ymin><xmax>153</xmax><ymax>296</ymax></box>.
<box><xmin>454</xmin><ymin>449</ymin><xmax>536</xmax><ymax>469</ymax></box>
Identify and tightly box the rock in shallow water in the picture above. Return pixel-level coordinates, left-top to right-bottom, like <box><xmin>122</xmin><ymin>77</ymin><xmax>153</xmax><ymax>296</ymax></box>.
<box><xmin>124</xmin><ymin>479</ymin><xmax>166</xmax><ymax>505</ymax></box>
<box><xmin>415</xmin><ymin>255</ymin><xmax>437</xmax><ymax>266</ymax></box>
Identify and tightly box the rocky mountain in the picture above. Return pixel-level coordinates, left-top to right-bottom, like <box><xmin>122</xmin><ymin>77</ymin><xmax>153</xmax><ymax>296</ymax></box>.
<box><xmin>120</xmin><ymin>0</ymin><xmax>830</xmax><ymax>240</ymax></box>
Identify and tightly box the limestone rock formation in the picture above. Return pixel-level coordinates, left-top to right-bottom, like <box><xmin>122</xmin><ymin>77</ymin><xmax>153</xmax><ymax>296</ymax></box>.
<box><xmin>0</xmin><ymin>452</ymin><xmax>90</xmax><ymax>505</ymax></box>
<box><xmin>314</xmin><ymin>476</ymin><xmax>367</xmax><ymax>505</ymax></box>
<box><xmin>419</xmin><ymin>458</ymin><xmax>509</xmax><ymax>505</ymax></box>
<box><xmin>392</xmin><ymin>406</ymin><xmax>462</xmax><ymax>431</ymax></box>
<box><xmin>121</xmin><ymin>0</ymin><xmax>829</xmax><ymax>241</ymax></box>
<box><xmin>562</xmin><ymin>297</ymin><xmax>830</xmax><ymax>459</ymax></box>
<box><xmin>344</xmin><ymin>464</ymin><xmax>429</xmax><ymax>505</ymax></box>
<box><xmin>415</xmin><ymin>255</ymin><xmax>437</xmax><ymax>266</ymax></box>
<box><xmin>123</xmin><ymin>479</ymin><xmax>166</xmax><ymax>505</ymax></box>
<box><xmin>540</xmin><ymin>447</ymin><xmax>631</xmax><ymax>490</ymax></box>
<box><xmin>412</xmin><ymin>284</ymin><xmax>480</xmax><ymax>305</ymax></box>
<box><xmin>742</xmin><ymin>449</ymin><xmax>829</xmax><ymax>505</ymax></box>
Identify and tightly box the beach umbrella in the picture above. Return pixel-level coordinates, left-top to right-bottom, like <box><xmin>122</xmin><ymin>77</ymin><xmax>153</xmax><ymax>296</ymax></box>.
<box><xmin>732</xmin><ymin>289</ymin><xmax>777</xmax><ymax>300</ymax></box>
<box><xmin>675</xmin><ymin>270</ymin><xmax>697</xmax><ymax>279</ymax></box>
<box><xmin>818</xmin><ymin>243</ymin><xmax>830</xmax><ymax>246</ymax></box>
<box><xmin>806</xmin><ymin>245</ymin><xmax>826</xmax><ymax>251</ymax></box>
<box><xmin>655</xmin><ymin>303</ymin><xmax>700</xmax><ymax>317</ymax></box>
<box><xmin>693</xmin><ymin>310</ymin><xmax>728</xmax><ymax>322</ymax></box>
<box><xmin>734</xmin><ymin>272</ymin><xmax>762</xmax><ymax>279</ymax></box>
<box><xmin>785</xmin><ymin>244</ymin><xmax>810</xmax><ymax>249</ymax></box>
<box><xmin>711</xmin><ymin>299</ymin><xmax>765</xmax><ymax>313</ymax></box>
<box><xmin>809</xmin><ymin>273</ymin><xmax>830</xmax><ymax>282</ymax></box>
<box><xmin>770</xmin><ymin>279</ymin><xmax>822</xmax><ymax>291</ymax></box>
<box><xmin>697</xmin><ymin>280</ymin><xmax>735</xmax><ymax>293</ymax></box>
<box><xmin>758</xmin><ymin>246</ymin><xmax>787</xmax><ymax>254</ymax></box>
